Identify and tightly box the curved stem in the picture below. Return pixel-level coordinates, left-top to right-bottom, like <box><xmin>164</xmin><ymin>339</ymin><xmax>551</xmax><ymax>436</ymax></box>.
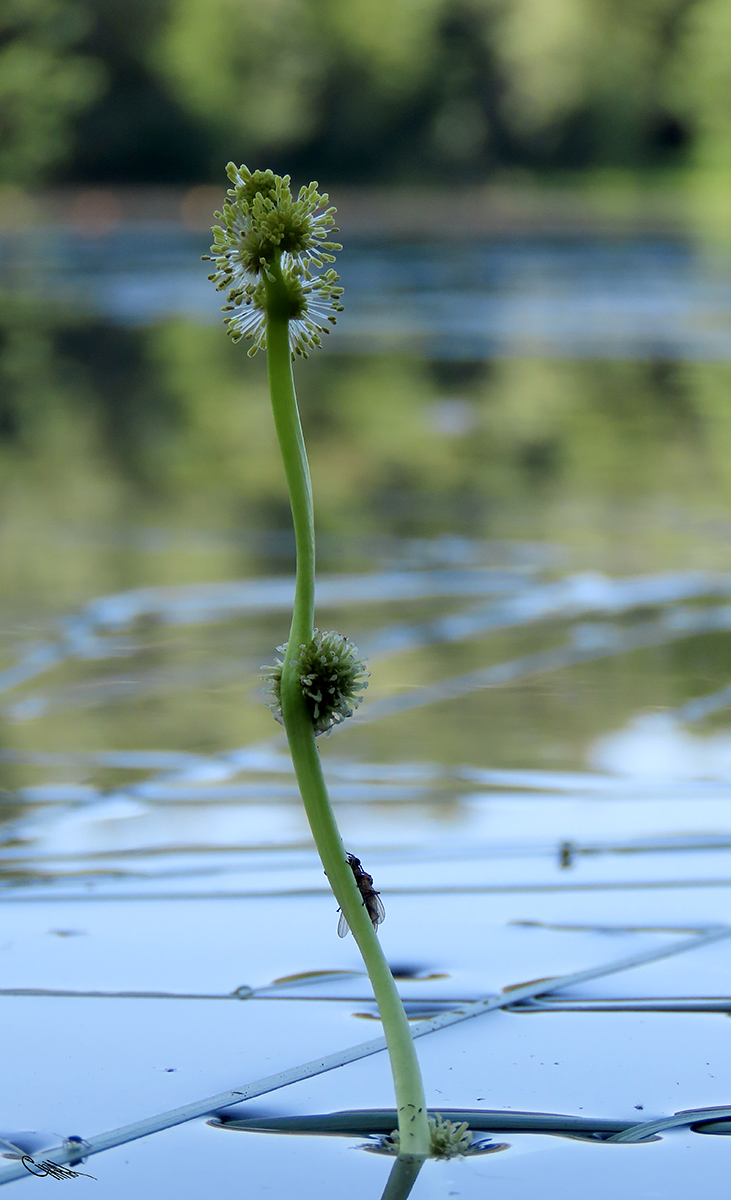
<box><xmin>263</xmin><ymin>274</ymin><xmax>314</xmax><ymax>651</ymax></box>
<box><xmin>264</xmin><ymin>260</ymin><xmax>429</xmax><ymax>1157</ymax></box>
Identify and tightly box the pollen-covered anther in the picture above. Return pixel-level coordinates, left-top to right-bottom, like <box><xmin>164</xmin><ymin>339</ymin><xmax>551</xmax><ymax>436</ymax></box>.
<box><xmin>262</xmin><ymin>630</ymin><xmax>369</xmax><ymax>737</ymax></box>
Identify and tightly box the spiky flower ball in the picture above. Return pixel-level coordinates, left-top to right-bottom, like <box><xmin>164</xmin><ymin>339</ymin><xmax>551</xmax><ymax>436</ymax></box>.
<box><xmin>375</xmin><ymin>1115</ymin><xmax>478</xmax><ymax>1159</ymax></box>
<box><xmin>204</xmin><ymin>164</ymin><xmax>344</xmax><ymax>358</ymax></box>
<box><xmin>263</xmin><ymin>630</ymin><xmax>369</xmax><ymax>737</ymax></box>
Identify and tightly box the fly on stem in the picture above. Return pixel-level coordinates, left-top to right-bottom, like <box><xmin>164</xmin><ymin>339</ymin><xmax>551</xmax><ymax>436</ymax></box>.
<box><xmin>337</xmin><ymin>853</ymin><xmax>386</xmax><ymax>939</ymax></box>
<box><xmin>206</xmin><ymin>165</ymin><xmax>431</xmax><ymax>1159</ymax></box>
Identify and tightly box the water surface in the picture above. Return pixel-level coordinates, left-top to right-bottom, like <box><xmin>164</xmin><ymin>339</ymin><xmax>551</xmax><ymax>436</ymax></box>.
<box><xmin>2</xmin><ymin>225</ymin><xmax>731</xmax><ymax>1196</ymax></box>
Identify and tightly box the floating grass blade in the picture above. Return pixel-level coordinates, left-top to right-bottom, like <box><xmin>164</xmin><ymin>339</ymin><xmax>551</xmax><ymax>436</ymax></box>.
<box><xmin>2</xmin><ymin>928</ymin><xmax>727</xmax><ymax>1185</ymax></box>
<box><xmin>608</xmin><ymin>1106</ymin><xmax>731</xmax><ymax>1144</ymax></box>
<box><xmin>209</xmin><ymin>1107</ymin><xmax>634</xmax><ymax>1140</ymax></box>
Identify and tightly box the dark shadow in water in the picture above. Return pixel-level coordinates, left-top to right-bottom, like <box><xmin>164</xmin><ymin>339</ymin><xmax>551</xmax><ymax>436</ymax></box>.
<box><xmin>208</xmin><ymin>1106</ymin><xmax>644</xmax><ymax>1142</ymax></box>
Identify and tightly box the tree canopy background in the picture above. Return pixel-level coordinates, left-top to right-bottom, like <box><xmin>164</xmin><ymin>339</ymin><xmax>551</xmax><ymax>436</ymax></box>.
<box><xmin>1</xmin><ymin>0</ymin><xmax>729</xmax><ymax>185</ymax></box>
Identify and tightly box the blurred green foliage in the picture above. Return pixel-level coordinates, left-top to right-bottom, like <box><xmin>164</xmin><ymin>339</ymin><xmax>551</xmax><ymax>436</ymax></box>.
<box><xmin>2</xmin><ymin>306</ymin><xmax>731</xmax><ymax>766</ymax></box>
<box><xmin>1</xmin><ymin>305</ymin><xmax>731</xmax><ymax>608</ymax></box>
<box><xmin>0</xmin><ymin>0</ymin><xmax>104</xmax><ymax>183</ymax></box>
<box><xmin>4</xmin><ymin>0</ymin><xmax>731</xmax><ymax>183</ymax></box>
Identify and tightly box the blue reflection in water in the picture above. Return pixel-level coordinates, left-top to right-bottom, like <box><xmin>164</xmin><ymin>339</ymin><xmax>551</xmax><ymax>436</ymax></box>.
<box><xmin>3</xmin><ymin>227</ymin><xmax>731</xmax><ymax>358</ymax></box>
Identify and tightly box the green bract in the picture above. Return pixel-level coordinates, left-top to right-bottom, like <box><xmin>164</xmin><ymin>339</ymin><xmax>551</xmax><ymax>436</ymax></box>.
<box><xmin>205</xmin><ymin>163</ymin><xmax>344</xmax><ymax>357</ymax></box>
<box><xmin>263</xmin><ymin>630</ymin><xmax>370</xmax><ymax>737</ymax></box>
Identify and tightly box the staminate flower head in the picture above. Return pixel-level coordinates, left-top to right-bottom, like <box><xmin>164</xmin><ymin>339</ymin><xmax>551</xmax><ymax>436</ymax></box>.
<box><xmin>220</xmin><ymin>261</ymin><xmax>344</xmax><ymax>358</ymax></box>
<box><xmin>204</xmin><ymin>163</ymin><xmax>344</xmax><ymax>358</ymax></box>
<box><xmin>262</xmin><ymin>630</ymin><xmax>369</xmax><ymax>737</ymax></box>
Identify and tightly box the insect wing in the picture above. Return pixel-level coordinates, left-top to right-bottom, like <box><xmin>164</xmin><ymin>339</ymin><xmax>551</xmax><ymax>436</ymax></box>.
<box><xmin>337</xmin><ymin>910</ymin><xmax>350</xmax><ymax>939</ymax></box>
<box><xmin>370</xmin><ymin>892</ymin><xmax>386</xmax><ymax>928</ymax></box>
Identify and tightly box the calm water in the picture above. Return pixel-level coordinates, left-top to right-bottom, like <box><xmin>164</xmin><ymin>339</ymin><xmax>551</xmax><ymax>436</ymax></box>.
<box><xmin>5</xmin><ymin>226</ymin><xmax>731</xmax><ymax>358</ymax></box>
<box><xmin>3</xmin><ymin>226</ymin><xmax>731</xmax><ymax>1196</ymax></box>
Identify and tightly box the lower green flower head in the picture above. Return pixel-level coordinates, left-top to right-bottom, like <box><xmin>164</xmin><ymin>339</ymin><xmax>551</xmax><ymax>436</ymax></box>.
<box><xmin>263</xmin><ymin>630</ymin><xmax>369</xmax><ymax>737</ymax></box>
<box><xmin>377</xmin><ymin>1115</ymin><xmax>476</xmax><ymax>1159</ymax></box>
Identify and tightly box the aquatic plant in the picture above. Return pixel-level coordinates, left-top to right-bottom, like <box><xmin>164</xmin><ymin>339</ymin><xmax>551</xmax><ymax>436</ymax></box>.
<box><xmin>378</xmin><ymin>1114</ymin><xmax>475</xmax><ymax>1158</ymax></box>
<box><xmin>206</xmin><ymin>164</ymin><xmax>430</xmax><ymax>1157</ymax></box>
<box><xmin>263</xmin><ymin>629</ymin><xmax>370</xmax><ymax>737</ymax></box>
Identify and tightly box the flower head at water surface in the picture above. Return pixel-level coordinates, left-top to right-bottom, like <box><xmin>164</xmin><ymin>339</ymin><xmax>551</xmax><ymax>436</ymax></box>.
<box><xmin>374</xmin><ymin>1114</ymin><xmax>480</xmax><ymax>1159</ymax></box>
<box><xmin>205</xmin><ymin>163</ymin><xmax>344</xmax><ymax>357</ymax></box>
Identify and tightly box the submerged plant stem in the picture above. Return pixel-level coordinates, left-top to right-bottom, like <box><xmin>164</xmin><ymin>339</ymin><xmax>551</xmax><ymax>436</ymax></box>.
<box><xmin>264</xmin><ymin>260</ymin><xmax>430</xmax><ymax>1157</ymax></box>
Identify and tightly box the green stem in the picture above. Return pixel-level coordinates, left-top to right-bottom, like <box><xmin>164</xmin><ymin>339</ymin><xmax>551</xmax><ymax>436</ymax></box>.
<box><xmin>264</xmin><ymin>261</ymin><xmax>430</xmax><ymax>1158</ymax></box>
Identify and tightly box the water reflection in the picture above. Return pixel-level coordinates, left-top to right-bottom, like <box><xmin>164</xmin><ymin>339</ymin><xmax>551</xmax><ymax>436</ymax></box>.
<box><xmin>378</xmin><ymin>1155</ymin><xmax>424</xmax><ymax>1200</ymax></box>
<box><xmin>3</xmin><ymin>256</ymin><xmax>731</xmax><ymax>1193</ymax></box>
<box><xmin>2</xmin><ymin>303</ymin><xmax>731</xmax><ymax>784</ymax></box>
<box><xmin>4</xmin><ymin>231</ymin><xmax>731</xmax><ymax>360</ymax></box>
<box><xmin>3</xmin><ymin>302</ymin><xmax>731</xmax><ymax>574</ymax></box>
